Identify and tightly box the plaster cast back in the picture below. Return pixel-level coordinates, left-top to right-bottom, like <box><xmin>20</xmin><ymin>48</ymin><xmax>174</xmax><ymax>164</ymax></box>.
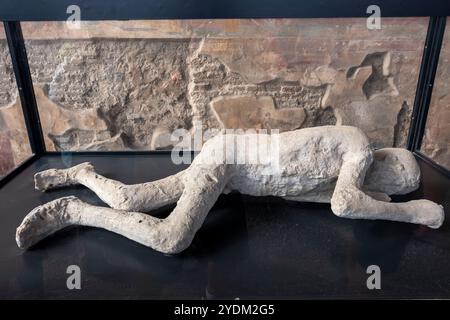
<box><xmin>193</xmin><ymin>126</ymin><xmax>419</xmax><ymax>198</ymax></box>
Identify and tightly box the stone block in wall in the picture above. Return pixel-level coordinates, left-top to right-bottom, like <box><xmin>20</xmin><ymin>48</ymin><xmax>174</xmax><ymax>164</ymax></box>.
<box><xmin>211</xmin><ymin>95</ymin><xmax>306</xmax><ymax>132</ymax></box>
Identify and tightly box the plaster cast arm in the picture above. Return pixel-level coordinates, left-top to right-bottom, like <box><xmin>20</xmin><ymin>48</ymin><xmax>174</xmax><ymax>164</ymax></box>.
<box><xmin>330</xmin><ymin>153</ymin><xmax>444</xmax><ymax>228</ymax></box>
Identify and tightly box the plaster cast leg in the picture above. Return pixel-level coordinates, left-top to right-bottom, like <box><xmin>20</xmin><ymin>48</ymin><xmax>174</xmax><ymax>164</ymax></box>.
<box><xmin>17</xmin><ymin>164</ymin><xmax>228</xmax><ymax>254</ymax></box>
<box><xmin>34</xmin><ymin>162</ymin><xmax>185</xmax><ymax>212</ymax></box>
<box><xmin>331</xmin><ymin>153</ymin><xmax>445</xmax><ymax>228</ymax></box>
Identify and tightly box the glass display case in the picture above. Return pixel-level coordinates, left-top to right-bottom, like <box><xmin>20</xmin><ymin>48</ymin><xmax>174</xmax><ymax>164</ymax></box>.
<box><xmin>0</xmin><ymin>1</ymin><xmax>449</xmax><ymax>300</ymax></box>
<box><xmin>420</xmin><ymin>17</ymin><xmax>450</xmax><ymax>171</ymax></box>
<box><xmin>0</xmin><ymin>24</ymin><xmax>32</xmax><ymax>178</ymax></box>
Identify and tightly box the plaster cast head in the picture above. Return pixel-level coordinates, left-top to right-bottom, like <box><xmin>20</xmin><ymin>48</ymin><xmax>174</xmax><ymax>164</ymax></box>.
<box><xmin>365</xmin><ymin>148</ymin><xmax>421</xmax><ymax>195</ymax></box>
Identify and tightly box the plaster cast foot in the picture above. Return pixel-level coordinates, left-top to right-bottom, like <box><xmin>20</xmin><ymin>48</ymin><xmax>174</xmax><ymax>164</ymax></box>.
<box><xmin>16</xmin><ymin>196</ymin><xmax>81</xmax><ymax>249</ymax></box>
<box><xmin>34</xmin><ymin>162</ymin><xmax>94</xmax><ymax>191</ymax></box>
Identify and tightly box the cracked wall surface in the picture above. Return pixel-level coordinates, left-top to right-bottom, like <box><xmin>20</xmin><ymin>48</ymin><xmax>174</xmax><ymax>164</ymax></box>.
<box><xmin>26</xmin><ymin>39</ymin><xmax>193</xmax><ymax>151</ymax></box>
<box><xmin>0</xmin><ymin>18</ymin><xmax>433</xmax><ymax>176</ymax></box>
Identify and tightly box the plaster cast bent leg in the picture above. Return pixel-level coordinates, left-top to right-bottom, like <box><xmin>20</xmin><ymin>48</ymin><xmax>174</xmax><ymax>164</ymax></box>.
<box><xmin>34</xmin><ymin>162</ymin><xmax>186</xmax><ymax>212</ymax></box>
<box><xmin>16</xmin><ymin>164</ymin><xmax>228</xmax><ymax>254</ymax></box>
<box><xmin>330</xmin><ymin>151</ymin><xmax>445</xmax><ymax>228</ymax></box>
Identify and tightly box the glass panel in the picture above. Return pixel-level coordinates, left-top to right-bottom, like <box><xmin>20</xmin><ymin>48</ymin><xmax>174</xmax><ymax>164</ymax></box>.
<box><xmin>420</xmin><ymin>17</ymin><xmax>450</xmax><ymax>170</ymax></box>
<box><xmin>0</xmin><ymin>24</ymin><xmax>32</xmax><ymax>178</ymax></box>
<box><xmin>21</xmin><ymin>18</ymin><xmax>428</xmax><ymax>152</ymax></box>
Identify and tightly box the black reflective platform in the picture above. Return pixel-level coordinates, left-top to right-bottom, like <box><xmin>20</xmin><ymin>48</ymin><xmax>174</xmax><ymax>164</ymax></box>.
<box><xmin>0</xmin><ymin>154</ymin><xmax>449</xmax><ymax>299</ymax></box>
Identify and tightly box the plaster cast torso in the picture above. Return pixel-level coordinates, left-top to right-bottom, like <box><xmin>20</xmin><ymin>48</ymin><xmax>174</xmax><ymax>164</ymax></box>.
<box><xmin>196</xmin><ymin>126</ymin><xmax>369</xmax><ymax>199</ymax></box>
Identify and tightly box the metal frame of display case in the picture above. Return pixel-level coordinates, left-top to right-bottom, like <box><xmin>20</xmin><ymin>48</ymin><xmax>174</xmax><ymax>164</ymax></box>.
<box><xmin>407</xmin><ymin>16</ymin><xmax>449</xmax><ymax>178</ymax></box>
<box><xmin>0</xmin><ymin>0</ymin><xmax>450</xmax><ymax>189</ymax></box>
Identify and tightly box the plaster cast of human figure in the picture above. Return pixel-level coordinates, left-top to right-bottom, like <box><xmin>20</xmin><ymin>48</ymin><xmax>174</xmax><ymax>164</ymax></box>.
<box><xmin>16</xmin><ymin>126</ymin><xmax>445</xmax><ymax>254</ymax></box>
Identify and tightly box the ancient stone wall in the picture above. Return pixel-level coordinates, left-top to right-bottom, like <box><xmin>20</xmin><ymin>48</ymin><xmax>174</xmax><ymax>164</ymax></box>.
<box><xmin>0</xmin><ymin>18</ymin><xmax>434</xmax><ymax>176</ymax></box>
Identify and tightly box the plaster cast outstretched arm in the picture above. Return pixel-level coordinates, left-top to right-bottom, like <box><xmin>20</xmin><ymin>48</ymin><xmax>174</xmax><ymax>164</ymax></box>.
<box><xmin>34</xmin><ymin>162</ymin><xmax>185</xmax><ymax>212</ymax></box>
<box><xmin>330</xmin><ymin>153</ymin><xmax>445</xmax><ymax>228</ymax></box>
<box><xmin>17</xmin><ymin>164</ymin><xmax>228</xmax><ymax>254</ymax></box>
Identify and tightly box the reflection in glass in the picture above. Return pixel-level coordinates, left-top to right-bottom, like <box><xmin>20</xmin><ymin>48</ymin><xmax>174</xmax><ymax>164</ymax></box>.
<box><xmin>0</xmin><ymin>25</ymin><xmax>32</xmax><ymax>178</ymax></box>
<box><xmin>420</xmin><ymin>17</ymin><xmax>450</xmax><ymax>170</ymax></box>
<box><xmin>20</xmin><ymin>18</ymin><xmax>428</xmax><ymax>153</ymax></box>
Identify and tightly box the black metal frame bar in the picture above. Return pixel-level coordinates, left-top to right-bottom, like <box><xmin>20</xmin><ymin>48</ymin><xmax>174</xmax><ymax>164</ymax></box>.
<box><xmin>406</xmin><ymin>16</ymin><xmax>450</xmax><ymax>178</ymax></box>
<box><xmin>1</xmin><ymin>3</ymin><xmax>450</xmax><ymax>188</ymax></box>
<box><xmin>1</xmin><ymin>0</ymin><xmax>450</xmax><ymax>21</ymax></box>
<box><xmin>0</xmin><ymin>21</ymin><xmax>46</xmax><ymax>188</ymax></box>
<box><xmin>3</xmin><ymin>21</ymin><xmax>45</xmax><ymax>155</ymax></box>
